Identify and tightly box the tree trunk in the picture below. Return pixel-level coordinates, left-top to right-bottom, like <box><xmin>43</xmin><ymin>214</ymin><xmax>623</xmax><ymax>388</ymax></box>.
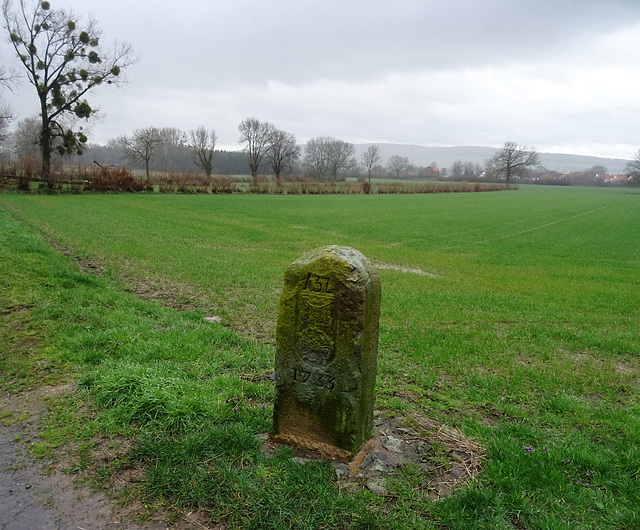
<box><xmin>39</xmin><ymin>100</ymin><xmax>54</xmax><ymax>188</ymax></box>
<box><xmin>40</xmin><ymin>124</ymin><xmax>55</xmax><ymax>189</ymax></box>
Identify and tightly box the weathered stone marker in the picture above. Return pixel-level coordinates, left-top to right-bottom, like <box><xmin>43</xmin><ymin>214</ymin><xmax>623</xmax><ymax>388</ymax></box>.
<box><xmin>273</xmin><ymin>246</ymin><xmax>381</xmax><ymax>460</ymax></box>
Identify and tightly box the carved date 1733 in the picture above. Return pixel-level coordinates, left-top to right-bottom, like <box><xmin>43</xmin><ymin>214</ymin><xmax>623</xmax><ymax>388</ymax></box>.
<box><xmin>292</xmin><ymin>366</ymin><xmax>336</xmax><ymax>390</ymax></box>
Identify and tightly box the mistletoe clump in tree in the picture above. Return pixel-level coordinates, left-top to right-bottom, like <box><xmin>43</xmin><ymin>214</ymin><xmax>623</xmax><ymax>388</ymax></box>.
<box><xmin>2</xmin><ymin>0</ymin><xmax>136</xmax><ymax>184</ymax></box>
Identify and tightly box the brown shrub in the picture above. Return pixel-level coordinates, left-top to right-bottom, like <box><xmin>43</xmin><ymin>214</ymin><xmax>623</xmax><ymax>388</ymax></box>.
<box><xmin>85</xmin><ymin>165</ymin><xmax>151</xmax><ymax>192</ymax></box>
<box><xmin>211</xmin><ymin>176</ymin><xmax>236</xmax><ymax>194</ymax></box>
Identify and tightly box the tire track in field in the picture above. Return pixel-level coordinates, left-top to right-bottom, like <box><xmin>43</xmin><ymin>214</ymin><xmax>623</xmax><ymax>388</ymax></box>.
<box><xmin>473</xmin><ymin>195</ymin><xmax>631</xmax><ymax>244</ymax></box>
<box><xmin>374</xmin><ymin>262</ymin><xmax>441</xmax><ymax>278</ymax></box>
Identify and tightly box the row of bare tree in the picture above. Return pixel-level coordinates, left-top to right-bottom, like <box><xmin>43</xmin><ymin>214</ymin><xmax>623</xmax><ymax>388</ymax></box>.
<box><xmin>0</xmin><ymin>115</ymin><xmax>543</xmax><ymax>185</ymax></box>
<box><xmin>110</xmin><ymin>121</ymin><xmax>438</xmax><ymax>182</ymax></box>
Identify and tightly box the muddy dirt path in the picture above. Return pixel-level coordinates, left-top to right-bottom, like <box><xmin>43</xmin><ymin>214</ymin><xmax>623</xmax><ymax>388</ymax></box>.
<box><xmin>0</xmin><ymin>386</ymin><xmax>169</xmax><ymax>530</ymax></box>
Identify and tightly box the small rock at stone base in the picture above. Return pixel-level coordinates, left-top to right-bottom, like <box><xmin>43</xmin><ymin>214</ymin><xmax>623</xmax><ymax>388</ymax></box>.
<box><xmin>341</xmin><ymin>482</ymin><xmax>360</xmax><ymax>494</ymax></box>
<box><xmin>382</xmin><ymin>435</ymin><xmax>404</xmax><ymax>454</ymax></box>
<box><xmin>334</xmin><ymin>464</ymin><xmax>348</xmax><ymax>478</ymax></box>
<box><xmin>366</xmin><ymin>479</ymin><xmax>388</xmax><ymax>495</ymax></box>
<box><xmin>370</xmin><ymin>456</ymin><xmax>390</xmax><ymax>473</ymax></box>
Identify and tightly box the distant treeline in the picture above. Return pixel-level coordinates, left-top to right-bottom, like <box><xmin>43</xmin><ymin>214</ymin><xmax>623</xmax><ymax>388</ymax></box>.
<box><xmin>77</xmin><ymin>144</ymin><xmax>256</xmax><ymax>176</ymax></box>
<box><xmin>3</xmin><ymin>118</ymin><xmax>633</xmax><ymax>186</ymax></box>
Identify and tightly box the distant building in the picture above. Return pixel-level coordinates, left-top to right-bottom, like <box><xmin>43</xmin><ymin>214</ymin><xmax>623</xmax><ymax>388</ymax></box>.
<box><xmin>608</xmin><ymin>174</ymin><xmax>628</xmax><ymax>185</ymax></box>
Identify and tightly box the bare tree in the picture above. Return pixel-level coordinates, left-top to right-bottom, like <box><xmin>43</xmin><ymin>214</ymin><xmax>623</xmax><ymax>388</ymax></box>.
<box><xmin>450</xmin><ymin>160</ymin><xmax>463</xmax><ymax>180</ymax></box>
<box><xmin>451</xmin><ymin>160</ymin><xmax>483</xmax><ymax>181</ymax></box>
<box><xmin>485</xmin><ymin>141</ymin><xmax>539</xmax><ymax>187</ymax></box>
<box><xmin>361</xmin><ymin>145</ymin><xmax>382</xmax><ymax>183</ymax></box>
<box><xmin>118</xmin><ymin>127</ymin><xmax>162</xmax><ymax>178</ymax></box>
<box><xmin>303</xmin><ymin>136</ymin><xmax>331</xmax><ymax>180</ymax></box>
<box><xmin>154</xmin><ymin>127</ymin><xmax>188</xmax><ymax>172</ymax></box>
<box><xmin>238</xmin><ymin>117</ymin><xmax>274</xmax><ymax>178</ymax></box>
<box><xmin>190</xmin><ymin>126</ymin><xmax>217</xmax><ymax>177</ymax></box>
<box><xmin>387</xmin><ymin>155</ymin><xmax>409</xmax><ymax>179</ymax></box>
<box><xmin>11</xmin><ymin>115</ymin><xmax>40</xmax><ymax>159</ymax></box>
<box><xmin>0</xmin><ymin>49</ymin><xmax>17</xmax><ymax>146</ymax></box>
<box><xmin>3</xmin><ymin>0</ymin><xmax>137</xmax><ymax>184</ymax></box>
<box><xmin>326</xmin><ymin>138</ymin><xmax>355</xmax><ymax>180</ymax></box>
<box><xmin>344</xmin><ymin>157</ymin><xmax>362</xmax><ymax>180</ymax></box>
<box><xmin>468</xmin><ymin>162</ymin><xmax>483</xmax><ymax>179</ymax></box>
<box><xmin>583</xmin><ymin>164</ymin><xmax>608</xmax><ymax>184</ymax></box>
<box><xmin>625</xmin><ymin>149</ymin><xmax>640</xmax><ymax>186</ymax></box>
<box><xmin>267</xmin><ymin>128</ymin><xmax>299</xmax><ymax>180</ymax></box>
<box><xmin>303</xmin><ymin>136</ymin><xmax>355</xmax><ymax>181</ymax></box>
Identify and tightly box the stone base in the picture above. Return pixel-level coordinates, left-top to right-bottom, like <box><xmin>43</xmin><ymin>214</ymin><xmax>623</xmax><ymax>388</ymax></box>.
<box><xmin>271</xmin><ymin>433</ymin><xmax>353</xmax><ymax>461</ymax></box>
<box><xmin>262</xmin><ymin>414</ymin><xmax>484</xmax><ymax>499</ymax></box>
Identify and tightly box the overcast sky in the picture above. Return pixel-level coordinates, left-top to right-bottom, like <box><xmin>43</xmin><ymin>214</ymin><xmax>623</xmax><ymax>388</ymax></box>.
<box><xmin>3</xmin><ymin>0</ymin><xmax>640</xmax><ymax>158</ymax></box>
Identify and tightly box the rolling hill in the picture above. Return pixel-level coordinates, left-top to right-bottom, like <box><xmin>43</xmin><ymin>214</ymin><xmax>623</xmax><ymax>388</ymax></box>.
<box><xmin>353</xmin><ymin>144</ymin><xmax>630</xmax><ymax>175</ymax></box>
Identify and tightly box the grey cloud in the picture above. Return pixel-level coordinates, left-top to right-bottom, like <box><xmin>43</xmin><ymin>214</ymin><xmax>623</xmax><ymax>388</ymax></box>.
<box><xmin>157</xmin><ymin>0</ymin><xmax>640</xmax><ymax>87</ymax></box>
<box><xmin>4</xmin><ymin>0</ymin><xmax>640</xmax><ymax>158</ymax></box>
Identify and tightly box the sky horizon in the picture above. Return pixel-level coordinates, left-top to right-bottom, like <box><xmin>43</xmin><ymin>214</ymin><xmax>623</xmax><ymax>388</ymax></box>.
<box><xmin>2</xmin><ymin>0</ymin><xmax>639</xmax><ymax>160</ymax></box>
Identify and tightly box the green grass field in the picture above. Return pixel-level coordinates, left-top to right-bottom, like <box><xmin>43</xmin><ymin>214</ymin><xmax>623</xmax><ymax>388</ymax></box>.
<box><xmin>1</xmin><ymin>185</ymin><xmax>639</xmax><ymax>528</ymax></box>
